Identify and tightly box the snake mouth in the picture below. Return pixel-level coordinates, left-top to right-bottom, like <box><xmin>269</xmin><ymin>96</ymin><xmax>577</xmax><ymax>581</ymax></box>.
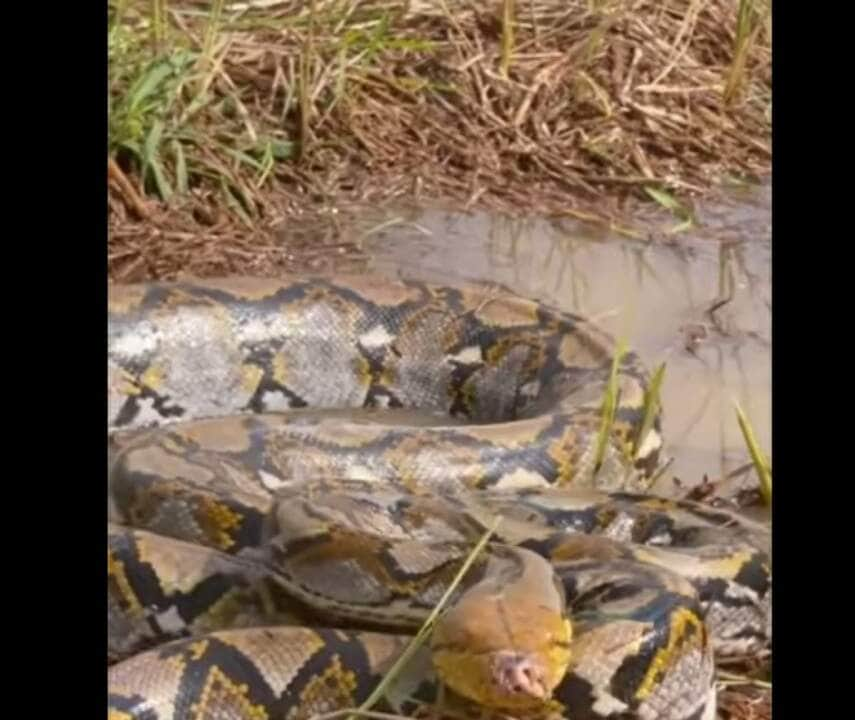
<box><xmin>488</xmin><ymin>651</ymin><xmax>549</xmax><ymax>700</ymax></box>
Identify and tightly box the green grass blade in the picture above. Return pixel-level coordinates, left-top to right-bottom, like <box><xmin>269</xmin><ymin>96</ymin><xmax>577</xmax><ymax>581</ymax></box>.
<box><xmin>220</xmin><ymin>178</ymin><xmax>253</xmax><ymax>226</ymax></box>
<box><xmin>151</xmin><ymin>0</ymin><xmax>168</xmax><ymax>55</ymax></box>
<box><xmin>142</xmin><ymin>120</ymin><xmax>164</xmax><ymax>167</ymax></box>
<box><xmin>644</xmin><ymin>186</ymin><xmax>695</xmax><ymax>234</ymax></box>
<box><xmin>148</xmin><ymin>158</ymin><xmax>174</xmax><ymax>200</ymax></box>
<box><xmin>268</xmin><ymin>139</ymin><xmax>295</xmax><ymax>160</ymax></box>
<box><xmin>734</xmin><ymin>401</ymin><xmax>771</xmax><ymax>505</ymax></box>
<box><xmin>223</xmin><ymin>146</ymin><xmax>268</xmax><ymax>173</ymax></box>
<box><xmin>200</xmin><ymin>0</ymin><xmax>225</xmax><ymax>70</ymax></box>
<box><xmin>594</xmin><ymin>340</ymin><xmax>627</xmax><ymax>473</ymax></box>
<box><xmin>647</xmin><ymin>186</ymin><xmax>683</xmax><ymax>210</ymax></box>
<box><xmin>723</xmin><ymin>0</ymin><xmax>769</xmax><ymax>105</ymax></box>
<box><xmin>172</xmin><ymin>139</ymin><xmax>188</xmax><ymax>193</ymax></box>
<box><xmin>142</xmin><ymin>120</ymin><xmax>173</xmax><ymax>199</ymax></box>
<box><xmin>669</xmin><ymin>217</ymin><xmax>694</xmax><ymax>234</ymax></box>
<box><xmin>254</xmin><ymin>142</ymin><xmax>275</xmax><ymax>188</ymax></box>
<box><xmin>127</xmin><ymin>59</ymin><xmax>175</xmax><ymax>112</ymax></box>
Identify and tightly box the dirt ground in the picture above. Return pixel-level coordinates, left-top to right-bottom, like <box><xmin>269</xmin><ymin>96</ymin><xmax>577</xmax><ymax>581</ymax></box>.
<box><xmin>109</xmin><ymin>0</ymin><xmax>771</xmax><ymax>283</ymax></box>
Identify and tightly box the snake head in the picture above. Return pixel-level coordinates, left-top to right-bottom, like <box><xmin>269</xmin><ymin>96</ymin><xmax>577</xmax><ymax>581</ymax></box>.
<box><xmin>430</xmin><ymin>549</ymin><xmax>573</xmax><ymax>712</ymax></box>
<box><xmin>431</xmin><ymin>625</ymin><xmax>572</xmax><ymax>712</ymax></box>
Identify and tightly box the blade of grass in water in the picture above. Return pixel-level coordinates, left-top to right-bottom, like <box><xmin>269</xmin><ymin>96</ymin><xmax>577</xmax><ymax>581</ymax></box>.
<box><xmin>594</xmin><ymin>340</ymin><xmax>627</xmax><ymax>473</ymax></box>
<box><xmin>633</xmin><ymin>362</ymin><xmax>666</xmax><ymax>460</ymax></box>
<box><xmin>734</xmin><ymin>401</ymin><xmax>771</xmax><ymax>505</ymax></box>
<box><xmin>644</xmin><ymin>186</ymin><xmax>695</xmax><ymax>234</ymax></box>
<box><xmin>349</xmin><ymin>517</ymin><xmax>502</xmax><ymax>720</ymax></box>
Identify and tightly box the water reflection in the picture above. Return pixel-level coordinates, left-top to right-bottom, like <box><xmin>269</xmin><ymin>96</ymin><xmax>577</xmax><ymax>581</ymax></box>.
<box><xmin>364</xmin><ymin>186</ymin><xmax>771</xmax><ymax>492</ymax></box>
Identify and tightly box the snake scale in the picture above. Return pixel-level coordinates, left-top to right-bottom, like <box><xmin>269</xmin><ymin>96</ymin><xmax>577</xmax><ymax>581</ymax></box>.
<box><xmin>107</xmin><ymin>275</ymin><xmax>771</xmax><ymax>720</ymax></box>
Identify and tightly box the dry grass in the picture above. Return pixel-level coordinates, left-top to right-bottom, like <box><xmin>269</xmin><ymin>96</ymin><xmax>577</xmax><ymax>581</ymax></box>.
<box><xmin>108</xmin><ymin>0</ymin><xmax>771</xmax><ymax>281</ymax></box>
<box><xmin>716</xmin><ymin>649</ymin><xmax>771</xmax><ymax>720</ymax></box>
<box><xmin>719</xmin><ymin>686</ymin><xmax>771</xmax><ymax>720</ymax></box>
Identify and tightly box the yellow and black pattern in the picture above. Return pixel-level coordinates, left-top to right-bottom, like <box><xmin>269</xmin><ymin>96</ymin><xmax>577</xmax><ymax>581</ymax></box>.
<box><xmin>108</xmin><ymin>276</ymin><xmax>663</xmax><ymax>489</ymax></box>
<box><xmin>108</xmin><ymin>276</ymin><xmax>771</xmax><ymax>720</ymax></box>
<box><xmin>108</xmin><ymin>627</ymin><xmax>414</xmax><ymax>720</ymax></box>
<box><xmin>108</xmin><ymin>523</ymin><xmax>313</xmax><ymax>662</ymax></box>
<box><xmin>553</xmin><ymin>560</ymin><xmax>714</xmax><ymax>720</ymax></box>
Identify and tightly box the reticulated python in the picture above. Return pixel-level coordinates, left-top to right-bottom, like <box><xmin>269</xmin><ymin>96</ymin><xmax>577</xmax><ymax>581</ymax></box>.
<box><xmin>107</xmin><ymin>275</ymin><xmax>771</xmax><ymax>720</ymax></box>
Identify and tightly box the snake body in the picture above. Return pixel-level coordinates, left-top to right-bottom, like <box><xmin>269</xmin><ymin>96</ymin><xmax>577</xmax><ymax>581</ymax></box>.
<box><xmin>107</xmin><ymin>276</ymin><xmax>771</xmax><ymax>720</ymax></box>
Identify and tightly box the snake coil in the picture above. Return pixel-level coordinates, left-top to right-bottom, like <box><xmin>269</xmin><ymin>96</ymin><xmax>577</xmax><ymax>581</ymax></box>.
<box><xmin>107</xmin><ymin>276</ymin><xmax>770</xmax><ymax>720</ymax></box>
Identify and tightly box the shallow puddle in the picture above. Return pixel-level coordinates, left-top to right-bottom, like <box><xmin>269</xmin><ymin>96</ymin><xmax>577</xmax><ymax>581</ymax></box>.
<box><xmin>361</xmin><ymin>186</ymin><xmax>771</xmax><ymax>494</ymax></box>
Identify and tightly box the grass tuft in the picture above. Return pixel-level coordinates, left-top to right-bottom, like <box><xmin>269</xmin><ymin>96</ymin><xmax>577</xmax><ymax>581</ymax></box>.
<box><xmin>594</xmin><ymin>340</ymin><xmax>627</xmax><ymax>474</ymax></box>
<box><xmin>109</xmin><ymin>0</ymin><xmax>772</xmax><ymax>251</ymax></box>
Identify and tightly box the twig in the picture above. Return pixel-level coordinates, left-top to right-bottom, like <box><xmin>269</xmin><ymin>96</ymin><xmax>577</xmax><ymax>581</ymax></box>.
<box><xmin>108</xmin><ymin>157</ymin><xmax>151</xmax><ymax>220</ymax></box>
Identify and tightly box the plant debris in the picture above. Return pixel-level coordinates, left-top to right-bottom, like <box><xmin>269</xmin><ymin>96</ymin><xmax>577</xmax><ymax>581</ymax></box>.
<box><xmin>109</xmin><ymin>0</ymin><xmax>771</xmax><ymax>281</ymax></box>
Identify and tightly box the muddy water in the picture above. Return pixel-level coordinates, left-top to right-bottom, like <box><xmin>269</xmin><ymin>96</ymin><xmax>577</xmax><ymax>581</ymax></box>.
<box><xmin>361</xmin><ymin>186</ymin><xmax>771</xmax><ymax>495</ymax></box>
